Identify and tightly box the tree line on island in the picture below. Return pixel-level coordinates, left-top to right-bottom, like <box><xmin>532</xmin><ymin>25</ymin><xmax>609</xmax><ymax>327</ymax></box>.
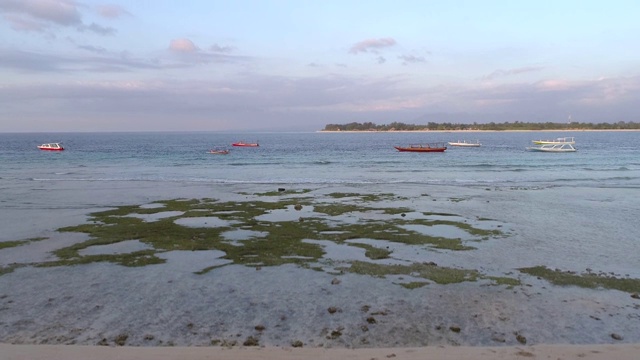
<box><xmin>322</xmin><ymin>121</ymin><xmax>640</xmax><ymax>131</ymax></box>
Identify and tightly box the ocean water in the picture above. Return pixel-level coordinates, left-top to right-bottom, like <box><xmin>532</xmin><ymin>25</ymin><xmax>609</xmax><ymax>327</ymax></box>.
<box><xmin>1</xmin><ymin>131</ymin><xmax>639</xmax><ymax>188</ymax></box>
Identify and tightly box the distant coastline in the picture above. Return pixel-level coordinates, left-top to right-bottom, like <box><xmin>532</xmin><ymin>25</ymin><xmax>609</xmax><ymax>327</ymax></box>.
<box><xmin>320</xmin><ymin>121</ymin><xmax>640</xmax><ymax>132</ymax></box>
<box><xmin>318</xmin><ymin>129</ymin><xmax>640</xmax><ymax>133</ymax></box>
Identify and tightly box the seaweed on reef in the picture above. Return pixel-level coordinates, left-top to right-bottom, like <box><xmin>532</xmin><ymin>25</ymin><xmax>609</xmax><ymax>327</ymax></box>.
<box><xmin>1</xmin><ymin>194</ymin><xmax>510</xmax><ymax>287</ymax></box>
<box><xmin>519</xmin><ymin>266</ymin><xmax>640</xmax><ymax>293</ymax></box>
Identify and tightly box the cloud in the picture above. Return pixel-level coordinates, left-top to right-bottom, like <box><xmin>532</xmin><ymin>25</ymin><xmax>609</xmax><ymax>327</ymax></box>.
<box><xmin>0</xmin><ymin>0</ymin><xmax>82</xmax><ymax>26</ymax></box>
<box><xmin>349</xmin><ymin>38</ymin><xmax>396</xmax><ymax>54</ymax></box>
<box><xmin>77</xmin><ymin>44</ymin><xmax>107</xmax><ymax>54</ymax></box>
<box><xmin>2</xmin><ymin>13</ymin><xmax>49</xmax><ymax>32</ymax></box>
<box><xmin>78</xmin><ymin>22</ymin><xmax>116</xmax><ymax>35</ymax></box>
<box><xmin>210</xmin><ymin>44</ymin><xmax>234</xmax><ymax>53</ymax></box>
<box><xmin>98</xmin><ymin>4</ymin><xmax>130</xmax><ymax>19</ymax></box>
<box><xmin>167</xmin><ymin>39</ymin><xmax>248</xmax><ymax>65</ymax></box>
<box><xmin>169</xmin><ymin>38</ymin><xmax>198</xmax><ymax>53</ymax></box>
<box><xmin>398</xmin><ymin>54</ymin><xmax>426</xmax><ymax>65</ymax></box>
<box><xmin>376</xmin><ymin>56</ymin><xmax>386</xmax><ymax>64</ymax></box>
<box><xmin>0</xmin><ymin>48</ymin><xmax>161</xmax><ymax>73</ymax></box>
<box><xmin>483</xmin><ymin>66</ymin><xmax>544</xmax><ymax>80</ymax></box>
<box><xmin>2</xmin><ymin>65</ymin><xmax>639</xmax><ymax>131</ymax></box>
<box><xmin>0</xmin><ymin>0</ymin><xmax>116</xmax><ymax>35</ymax></box>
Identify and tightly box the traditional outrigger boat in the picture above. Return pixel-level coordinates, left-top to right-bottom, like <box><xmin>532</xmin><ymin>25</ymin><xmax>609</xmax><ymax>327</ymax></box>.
<box><xmin>37</xmin><ymin>143</ymin><xmax>64</xmax><ymax>151</ymax></box>
<box><xmin>232</xmin><ymin>141</ymin><xmax>259</xmax><ymax>147</ymax></box>
<box><xmin>532</xmin><ymin>137</ymin><xmax>575</xmax><ymax>145</ymax></box>
<box><xmin>448</xmin><ymin>140</ymin><xmax>481</xmax><ymax>147</ymax></box>
<box><xmin>394</xmin><ymin>142</ymin><xmax>447</xmax><ymax>152</ymax></box>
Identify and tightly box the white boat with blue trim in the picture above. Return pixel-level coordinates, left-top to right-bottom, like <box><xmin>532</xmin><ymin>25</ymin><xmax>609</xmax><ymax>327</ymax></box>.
<box><xmin>526</xmin><ymin>143</ymin><xmax>577</xmax><ymax>152</ymax></box>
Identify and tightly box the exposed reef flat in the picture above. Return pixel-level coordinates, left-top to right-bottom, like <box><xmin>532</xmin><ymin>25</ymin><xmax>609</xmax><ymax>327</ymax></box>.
<box><xmin>1</xmin><ymin>181</ymin><xmax>639</xmax><ymax>348</ymax></box>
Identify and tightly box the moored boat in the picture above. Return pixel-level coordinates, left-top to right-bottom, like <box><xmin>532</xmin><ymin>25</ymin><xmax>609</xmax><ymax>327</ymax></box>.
<box><xmin>532</xmin><ymin>137</ymin><xmax>575</xmax><ymax>145</ymax></box>
<box><xmin>448</xmin><ymin>140</ymin><xmax>481</xmax><ymax>147</ymax></box>
<box><xmin>232</xmin><ymin>141</ymin><xmax>259</xmax><ymax>147</ymax></box>
<box><xmin>209</xmin><ymin>149</ymin><xmax>229</xmax><ymax>155</ymax></box>
<box><xmin>394</xmin><ymin>142</ymin><xmax>447</xmax><ymax>152</ymax></box>
<box><xmin>526</xmin><ymin>143</ymin><xmax>577</xmax><ymax>152</ymax></box>
<box><xmin>37</xmin><ymin>143</ymin><xmax>64</xmax><ymax>151</ymax></box>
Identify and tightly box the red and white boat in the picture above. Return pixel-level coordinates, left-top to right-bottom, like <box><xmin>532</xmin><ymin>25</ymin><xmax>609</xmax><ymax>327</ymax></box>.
<box><xmin>232</xmin><ymin>141</ymin><xmax>259</xmax><ymax>147</ymax></box>
<box><xmin>37</xmin><ymin>143</ymin><xmax>64</xmax><ymax>151</ymax></box>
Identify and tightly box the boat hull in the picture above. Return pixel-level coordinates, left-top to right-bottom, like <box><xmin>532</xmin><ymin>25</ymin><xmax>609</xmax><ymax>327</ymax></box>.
<box><xmin>232</xmin><ymin>143</ymin><xmax>259</xmax><ymax>147</ymax></box>
<box><xmin>527</xmin><ymin>148</ymin><xmax>576</xmax><ymax>152</ymax></box>
<box><xmin>394</xmin><ymin>146</ymin><xmax>446</xmax><ymax>152</ymax></box>
<box><xmin>448</xmin><ymin>142</ymin><xmax>480</xmax><ymax>147</ymax></box>
<box><xmin>527</xmin><ymin>143</ymin><xmax>577</xmax><ymax>152</ymax></box>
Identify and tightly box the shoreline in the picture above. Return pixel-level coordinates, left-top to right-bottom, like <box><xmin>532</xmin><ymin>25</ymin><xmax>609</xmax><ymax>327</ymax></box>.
<box><xmin>2</xmin><ymin>343</ymin><xmax>640</xmax><ymax>360</ymax></box>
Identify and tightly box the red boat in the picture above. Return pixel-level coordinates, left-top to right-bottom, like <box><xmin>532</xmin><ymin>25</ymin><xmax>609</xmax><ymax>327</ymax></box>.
<box><xmin>37</xmin><ymin>143</ymin><xmax>64</xmax><ymax>151</ymax></box>
<box><xmin>394</xmin><ymin>143</ymin><xmax>447</xmax><ymax>152</ymax></box>
<box><xmin>232</xmin><ymin>141</ymin><xmax>259</xmax><ymax>147</ymax></box>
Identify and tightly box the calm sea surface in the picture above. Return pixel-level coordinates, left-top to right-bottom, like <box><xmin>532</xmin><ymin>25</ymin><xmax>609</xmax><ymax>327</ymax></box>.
<box><xmin>1</xmin><ymin>131</ymin><xmax>639</xmax><ymax>189</ymax></box>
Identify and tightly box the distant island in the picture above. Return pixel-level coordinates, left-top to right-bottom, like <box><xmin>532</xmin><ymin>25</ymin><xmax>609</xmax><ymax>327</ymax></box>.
<box><xmin>321</xmin><ymin>121</ymin><xmax>640</xmax><ymax>131</ymax></box>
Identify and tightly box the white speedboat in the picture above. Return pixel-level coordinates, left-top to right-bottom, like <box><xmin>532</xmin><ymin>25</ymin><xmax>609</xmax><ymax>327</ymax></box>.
<box><xmin>448</xmin><ymin>140</ymin><xmax>481</xmax><ymax>147</ymax></box>
<box><xmin>526</xmin><ymin>143</ymin><xmax>577</xmax><ymax>152</ymax></box>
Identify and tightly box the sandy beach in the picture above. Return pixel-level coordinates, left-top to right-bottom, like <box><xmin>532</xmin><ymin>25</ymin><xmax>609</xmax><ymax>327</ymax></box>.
<box><xmin>1</xmin><ymin>179</ymin><xmax>639</xmax><ymax>357</ymax></box>
<box><xmin>2</xmin><ymin>343</ymin><xmax>640</xmax><ymax>360</ymax></box>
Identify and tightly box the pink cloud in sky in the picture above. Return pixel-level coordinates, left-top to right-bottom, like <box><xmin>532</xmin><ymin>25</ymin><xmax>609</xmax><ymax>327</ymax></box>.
<box><xmin>169</xmin><ymin>38</ymin><xmax>198</xmax><ymax>53</ymax></box>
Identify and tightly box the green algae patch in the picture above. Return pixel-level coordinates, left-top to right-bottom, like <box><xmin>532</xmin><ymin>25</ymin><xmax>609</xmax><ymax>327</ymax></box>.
<box><xmin>0</xmin><ymin>265</ymin><xmax>19</xmax><ymax>276</ymax></box>
<box><xmin>0</xmin><ymin>237</ymin><xmax>47</xmax><ymax>250</ymax></box>
<box><xmin>415</xmin><ymin>218</ymin><xmax>504</xmax><ymax>238</ymax></box>
<box><xmin>348</xmin><ymin>243</ymin><xmax>392</xmax><ymax>260</ymax></box>
<box><xmin>347</xmin><ymin>261</ymin><xmax>479</xmax><ymax>285</ymax></box>
<box><xmin>399</xmin><ymin>281</ymin><xmax>430</xmax><ymax>289</ymax></box>
<box><xmin>346</xmin><ymin>262</ymin><xmax>521</xmax><ymax>289</ymax></box>
<box><xmin>312</xmin><ymin>203</ymin><xmax>363</xmax><ymax>216</ymax></box>
<box><xmin>0</xmin><ymin>240</ymin><xmax>29</xmax><ymax>250</ymax></box>
<box><xmin>519</xmin><ymin>266</ymin><xmax>640</xmax><ymax>293</ymax></box>
<box><xmin>326</xmin><ymin>192</ymin><xmax>399</xmax><ymax>202</ymax></box>
<box><xmin>42</xmin><ymin>250</ymin><xmax>165</xmax><ymax>268</ymax></box>
<box><xmin>40</xmin><ymin>195</ymin><xmax>508</xmax><ymax>283</ymax></box>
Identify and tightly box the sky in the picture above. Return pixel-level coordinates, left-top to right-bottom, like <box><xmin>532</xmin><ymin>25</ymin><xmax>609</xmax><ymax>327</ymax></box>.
<box><xmin>1</xmin><ymin>0</ymin><xmax>639</xmax><ymax>132</ymax></box>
